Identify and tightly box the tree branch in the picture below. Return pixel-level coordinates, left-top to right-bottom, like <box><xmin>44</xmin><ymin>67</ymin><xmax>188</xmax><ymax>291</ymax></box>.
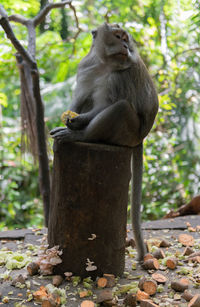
<box><xmin>173</xmin><ymin>48</ymin><xmax>200</xmax><ymax>60</ymax></box>
<box><xmin>33</xmin><ymin>0</ymin><xmax>72</xmax><ymax>27</ymax></box>
<box><xmin>31</xmin><ymin>68</ymin><xmax>50</xmax><ymax>226</ymax></box>
<box><xmin>68</xmin><ymin>2</ymin><xmax>82</xmax><ymax>53</ymax></box>
<box><xmin>69</xmin><ymin>2</ymin><xmax>80</xmax><ymax>31</ymax></box>
<box><xmin>158</xmin><ymin>87</ymin><xmax>171</xmax><ymax>96</ymax></box>
<box><xmin>0</xmin><ymin>4</ymin><xmax>7</xmax><ymax>18</ymax></box>
<box><xmin>27</xmin><ymin>21</ymin><xmax>36</xmax><ymax>58</ymax></box>
<box><xmin>0</xmin><ymin>15</ymin><xmax>35</xmax><ymax>66</ymax></box>
<box><xmin>8</xmin><ymin>14</ymin><xmax>28</xmax><ymax>25</ymax></box>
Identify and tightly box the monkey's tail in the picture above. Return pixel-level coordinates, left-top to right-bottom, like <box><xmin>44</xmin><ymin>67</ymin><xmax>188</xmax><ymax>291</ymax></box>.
<box><xmin>131</xmin><ymin>142</ymin><xmax>146</xmax><ymax>261</ymax></box>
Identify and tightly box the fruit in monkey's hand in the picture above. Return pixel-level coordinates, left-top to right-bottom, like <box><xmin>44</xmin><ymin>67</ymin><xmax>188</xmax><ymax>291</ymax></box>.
<box><xmin>61</xmin><ymin>110</ymin><xmax>79</xmax><ymax>124</ymax></box>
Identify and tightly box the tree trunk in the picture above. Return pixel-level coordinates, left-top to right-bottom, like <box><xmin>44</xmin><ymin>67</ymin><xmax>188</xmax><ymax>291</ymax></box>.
<box><xmin>48</xmin><ymin>140</ymin><xmax>132</xmax><ymax>278</ymax></box>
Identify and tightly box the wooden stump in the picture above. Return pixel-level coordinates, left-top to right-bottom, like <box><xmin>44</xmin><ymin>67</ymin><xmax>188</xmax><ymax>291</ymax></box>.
<box><xmin>48</xmin><ymin>140</ymin><xmax>132</xmax><ymax>278</ymax></box>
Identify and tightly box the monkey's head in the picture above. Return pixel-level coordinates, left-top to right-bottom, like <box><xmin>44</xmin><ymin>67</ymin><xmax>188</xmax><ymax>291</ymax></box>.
<box><xmin>91</xmin><ymin>23</ymin><xmax>138</xmax><ymax>70</ymax></box>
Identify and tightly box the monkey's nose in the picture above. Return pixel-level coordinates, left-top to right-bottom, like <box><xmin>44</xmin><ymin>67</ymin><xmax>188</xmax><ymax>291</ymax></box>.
<box><xmin>123</xmin><ymin>42</ymin><xmax>128</xmax><ymax>49</ymax></box>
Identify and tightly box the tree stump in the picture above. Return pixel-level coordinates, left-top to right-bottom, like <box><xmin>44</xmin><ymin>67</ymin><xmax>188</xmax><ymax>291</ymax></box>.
<box><xmin>48</xmin><ymin>140</ymin><xmax>132</xmax><ymax>278</ymax></box>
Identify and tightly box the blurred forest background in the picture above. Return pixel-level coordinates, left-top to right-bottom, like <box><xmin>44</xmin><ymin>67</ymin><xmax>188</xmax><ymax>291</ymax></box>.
<box><xmin>0</xmin><ymin>0</ymin><xmax>199</xmax><ymax>229</ymax></box>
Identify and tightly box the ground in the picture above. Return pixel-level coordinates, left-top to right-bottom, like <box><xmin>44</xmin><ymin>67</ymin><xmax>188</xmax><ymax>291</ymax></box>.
<box><xmin>0</xmin><ymin>215</ymin><xmax>200</xmax><ymax>306</ymax></box>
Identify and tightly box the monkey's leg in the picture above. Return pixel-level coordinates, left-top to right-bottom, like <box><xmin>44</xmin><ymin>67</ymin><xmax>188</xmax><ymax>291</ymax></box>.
<box><xmin>83</xmin><ymin>100</ymin><xmax>141</xmax><ymax>147</ymax></box>
<box><xmin>50</xmin><ymin>100</ymin><xmax>139</xmax><ymax>145</ymax></box>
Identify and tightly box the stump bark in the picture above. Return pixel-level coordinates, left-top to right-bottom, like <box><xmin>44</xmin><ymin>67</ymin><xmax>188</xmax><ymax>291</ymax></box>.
<box><xmin>48</xmin><ymin>140</ymin><xmax>132</xmax><ymax>278</ymax></box>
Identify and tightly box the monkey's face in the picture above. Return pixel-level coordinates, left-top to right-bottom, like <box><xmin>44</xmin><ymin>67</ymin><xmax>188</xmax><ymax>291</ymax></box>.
<box><xmin>92</xmin><ymin>23</ymin><xmax>138</xmax><ymax>70</ymax></box>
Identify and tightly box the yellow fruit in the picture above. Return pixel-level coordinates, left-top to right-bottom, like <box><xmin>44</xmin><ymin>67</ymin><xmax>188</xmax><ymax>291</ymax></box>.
<box><xmin>61</xmin><ymin>110</ymin><xmax>79</xmax><ymax>124</ymax></box>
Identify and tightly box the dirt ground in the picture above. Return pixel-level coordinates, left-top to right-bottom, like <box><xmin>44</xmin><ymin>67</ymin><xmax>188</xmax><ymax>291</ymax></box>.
<box><xmin>0</xmin><ymin>215</ymin><xmax>200</xmax><ymax>306</ymax></box>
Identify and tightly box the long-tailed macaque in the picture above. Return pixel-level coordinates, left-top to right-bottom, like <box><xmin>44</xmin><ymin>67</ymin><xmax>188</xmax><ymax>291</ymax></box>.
<box><xmin>50</xmin><ymin>23</ymin><xmax>159</xmax><ymax>261</ymax></box>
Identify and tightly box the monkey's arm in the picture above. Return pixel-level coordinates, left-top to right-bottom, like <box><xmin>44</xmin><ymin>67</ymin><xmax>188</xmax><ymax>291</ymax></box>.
<box><xmin>69</xmin><ymin>97</ymin><xmax>84</xmax><ymax>114</ymax></box>
<box><xmin>69</xmin><ymin>68</ymin><xmax>95</xmax><ymax>114</ymax></box>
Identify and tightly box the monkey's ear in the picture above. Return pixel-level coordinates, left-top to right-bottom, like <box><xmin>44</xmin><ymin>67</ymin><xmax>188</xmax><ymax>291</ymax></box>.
<box><xmin>91</xmin><ymin>29</ymin><xmax>97</xmax><ymax>39</ymax></box>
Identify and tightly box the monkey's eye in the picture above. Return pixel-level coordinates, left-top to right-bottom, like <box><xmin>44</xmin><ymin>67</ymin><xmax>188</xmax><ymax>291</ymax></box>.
<box><xmin>122</xmin><ymin>35</ymin><xmax>128</xmax><ymax>43</ymax></box>
<box><xmin>115</xmin><ymin>34</ymin><xmax>121</xmax><ymax>39</ymax></box>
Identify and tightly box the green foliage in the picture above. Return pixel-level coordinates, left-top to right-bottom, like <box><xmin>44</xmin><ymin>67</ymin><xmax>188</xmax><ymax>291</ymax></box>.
<box><xmin>0</xmin><ymin>0</ymin><xmax>200</xmax><ymax>228</ymax></box>
<box><xmin>0</xmin><ymin>123</ymin><xmax>44</xmax><ymax>229</ymax></box>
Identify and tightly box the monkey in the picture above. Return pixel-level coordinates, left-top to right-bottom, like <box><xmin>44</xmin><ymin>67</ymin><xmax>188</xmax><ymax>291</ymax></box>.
<box><xmin>50</xmin><ymin>23</ymin><xmax>159</xmax><ymax>261</ymax></box>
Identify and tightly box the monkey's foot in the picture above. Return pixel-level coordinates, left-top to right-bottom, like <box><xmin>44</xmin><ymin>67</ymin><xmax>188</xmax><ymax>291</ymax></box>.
<box><xmin>50</xmin><ymin>127</ymin><xmax>83</xmax><ymax>144</ymax></box>
<box><xmin>50</xmin><ymin>127</ymin><xmax>67</xmax><ymax>136</ymax></box>
<box><xmin>50</xmin><ymin>127</ymin><xmax>73</xmax><ymax>143</ymax></box>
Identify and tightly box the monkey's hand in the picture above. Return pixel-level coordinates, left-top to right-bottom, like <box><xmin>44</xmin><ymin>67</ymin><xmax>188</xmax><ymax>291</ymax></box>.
<box><xmin>66</xmin><ymin>114</ymin><xmax>90</xmax><ymax>130</ymax></box>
